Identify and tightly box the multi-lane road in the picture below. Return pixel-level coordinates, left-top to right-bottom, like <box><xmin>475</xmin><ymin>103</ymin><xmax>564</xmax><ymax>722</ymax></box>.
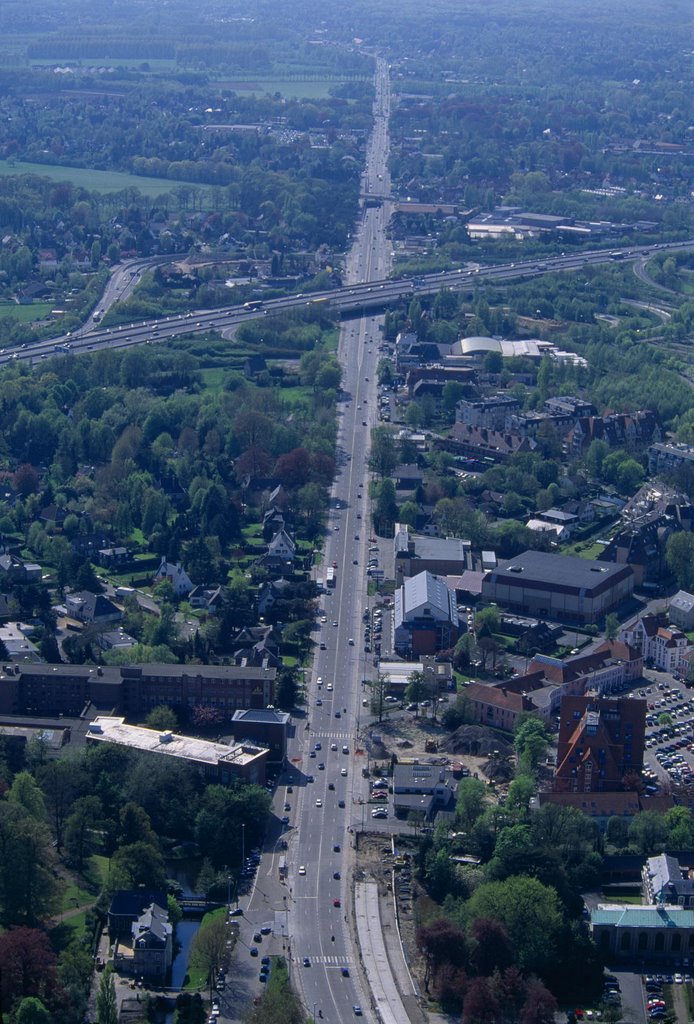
<box><xmin>9</xmin><ymin>242</ymin><xmax>690</xmax><ymax>370</ymax></box>
<box><xmin>281</xmin><ymin>56</ymin><xmax>396</xmax><ymax>1024</ymax></box>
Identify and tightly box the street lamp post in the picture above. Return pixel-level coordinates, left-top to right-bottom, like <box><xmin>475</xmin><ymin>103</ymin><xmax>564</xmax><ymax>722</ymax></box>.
<box><xmin>241</xmin><ymin>822</ymin><xmax>245</xmax><ymax>868</ymax></box>
<box><xmin>313</xmin><ymin>1002</ymin><xmax>317</xmax><ymax>1024</ymax></box>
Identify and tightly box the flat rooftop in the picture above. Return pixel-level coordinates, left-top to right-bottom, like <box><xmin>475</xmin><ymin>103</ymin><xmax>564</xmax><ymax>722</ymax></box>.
<box><xmin>87</xmin><ymin>717</ymin><xmax>266</xmax><ymax>768</ymax></box>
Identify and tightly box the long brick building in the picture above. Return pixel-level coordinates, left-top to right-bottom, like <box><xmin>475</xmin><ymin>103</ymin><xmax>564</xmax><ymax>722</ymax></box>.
<box><xmin>0</xmin><ymin>662</ymin><xmax>276</xmax><ymax>718</ymax></box>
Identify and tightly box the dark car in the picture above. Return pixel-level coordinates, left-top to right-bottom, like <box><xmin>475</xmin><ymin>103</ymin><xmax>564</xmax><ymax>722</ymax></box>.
<box><xmin>253</xmin><ymin>932</ymin><xmax>262</xmax><ymax>942</ymax></box>
<box><xmin>250</xmin><ymin>947</ymin><xmax>259</xmax><ymax>957</ymax></box>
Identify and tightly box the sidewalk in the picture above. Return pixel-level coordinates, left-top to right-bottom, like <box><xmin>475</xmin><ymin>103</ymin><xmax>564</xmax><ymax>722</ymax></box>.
<box><xmin>355</xmin><ymin>881</ymin><xmax>425</xmax><ymax>1024</ymax></box>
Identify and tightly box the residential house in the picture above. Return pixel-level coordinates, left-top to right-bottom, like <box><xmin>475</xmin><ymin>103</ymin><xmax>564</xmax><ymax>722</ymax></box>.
<box><xmin>525</xmin><ymin>518</ymin><xmax>569</xmax><ymax>543</ymax></box>
<box><xmin>130</xmin><ymin>902</ymin><xmax>173</xmax><ymax>983</ymax></box>
<box><xmin>154</xmin><ymin>559</ymin><xmax>194</xmax><ymax>597</ymax></box>
<box><xmin>456</xmin><ymin>393</ymin><xmax>521</xmax><ymax>431</ymax></box>
<box><xmin>565</xmin><ymin>410</ymin><xmax>660</xmax><ymax>459</ymax></box>
<box><xmin>188</xmin><ymin>585</ymin><xmax>224</xmax><ymax>613</ymax></box>
<box><xmin>98</xmin><ymin>546</ymin><xmax>131</xmax><ymax>569</ymax></box>
<box><xmin>261</xmin><ymin>529</ymin><xmax>296</xmax><ymax>570</ymax></box>
<box><xmin>447</xmin><ymin>421</ymin><xmax>537</xmax><ymax>464</ymax></box>
<box><xmin>648</xmin><ymin>442</ymin><xmax>694</xmax><ymax>476</ymax></box>
<box><xmin>244</xmin><ymin>355</ymin><xmax>267</xmax><ymax>379</ymax></box>
<box><xmin>257</xmin><ymin>578</ymin><xmax>293</xmax><ymax>616</ymax></box>
<box><xmin>65</xmin><ymin>591</ymin><xmax>122</xmax><ymax>625</ymax></box>
<box><xmin>0</xmin><ymin>555</ymin><xmax>42</xmax><ymax>584</ymax></box>
<box><xmin>38</xmin><ymin>505</ymin><xmax>67</xmax><ymax>529</ymax></box>
<box><xmin>539</xmin><ymin>508</ymin><xmax>579</xmax><ymax>537</ymax></box>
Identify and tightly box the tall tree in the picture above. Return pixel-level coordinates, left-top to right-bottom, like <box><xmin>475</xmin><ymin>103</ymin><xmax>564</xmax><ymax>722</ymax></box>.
<box><xmin>465</xmin><ymin>876</ymin><xmax>563</xmax><ymax>976</ymax></box>
<box><xmin>96</xmin><ymin>971</ymin><xmax>118</xmax><ymax>1024</ymax></box>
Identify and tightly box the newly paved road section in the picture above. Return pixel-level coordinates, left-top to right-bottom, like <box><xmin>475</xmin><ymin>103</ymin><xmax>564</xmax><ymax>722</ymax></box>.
<box><xmin>355</xmin><ymin>882</ymin><xmax>411</xmax><ymax>1024</ymax></box>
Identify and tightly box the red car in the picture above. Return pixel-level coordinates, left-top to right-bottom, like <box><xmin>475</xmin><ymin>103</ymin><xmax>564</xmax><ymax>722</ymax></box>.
<box><xmin>333</xmin><ymin>898</ymin><xmax>341</xmax><ymax>907</ymax></box>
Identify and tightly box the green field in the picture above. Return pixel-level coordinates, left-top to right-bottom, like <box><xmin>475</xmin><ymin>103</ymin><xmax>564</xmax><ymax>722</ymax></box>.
<box><xmin>211</xmin><ymin>76</ymin><xmax>359</xmax><ymax>99</ymax></box>
<box><xmin>0</xmin><ymin>159</ymin><xmax>220</xmax><ymax>198</ymax></box>
<box><xmin>0</xmin><ymin>301</ymin><xmax>53</xmax><ymax>323</ymax></box>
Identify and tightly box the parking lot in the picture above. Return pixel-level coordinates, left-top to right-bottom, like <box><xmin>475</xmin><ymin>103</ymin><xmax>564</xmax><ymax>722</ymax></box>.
<box><xmin>640</xmin><ymin>674</ymin><xmax>694</xmax><ymax>792</ymax></box>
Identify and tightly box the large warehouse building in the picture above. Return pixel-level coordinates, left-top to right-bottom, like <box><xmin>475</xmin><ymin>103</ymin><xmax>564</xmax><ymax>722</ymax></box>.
<box><xmin>481</xmin><ymin>550</ymin><xmax>634</xmax><ymax>625</ymax></box>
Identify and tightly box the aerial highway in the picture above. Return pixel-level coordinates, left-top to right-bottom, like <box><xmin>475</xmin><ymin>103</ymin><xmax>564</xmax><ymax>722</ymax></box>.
<box><xmin>2</xmin><ymin>232</ymin><xmax>690</xmax><ymax>369</ymax></box>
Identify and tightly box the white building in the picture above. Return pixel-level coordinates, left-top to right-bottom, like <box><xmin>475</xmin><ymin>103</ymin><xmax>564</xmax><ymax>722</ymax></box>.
<box><xmin>620</xmin><ymin>613</ymin><xmax>693</xmax><ymax>674</ymax></box>
<box><xmin>154</xmin><ymin>559</ymin><xmax>194</xmax><ymax>597</ymax></box>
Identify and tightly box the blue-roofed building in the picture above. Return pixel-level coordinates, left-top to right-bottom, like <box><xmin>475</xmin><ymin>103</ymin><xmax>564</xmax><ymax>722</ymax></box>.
<box><xmin>590</xmin><ymin>903</ymin><xmax>694</xmax><ymax>960</ymax></box>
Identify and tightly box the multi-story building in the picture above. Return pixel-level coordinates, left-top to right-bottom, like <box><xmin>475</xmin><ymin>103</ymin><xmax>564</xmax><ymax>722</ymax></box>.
<box><xmin>393</xmin><ymin>571</ymin><xmax>459</xmax><ymax>657</ymax></box>
<box><xmin>0</xmin><ymin>662</ymin><xmax>276</xmax><ymax>718</ymax></box>
<box><xmin>643</xmin><ymin>854</ymin><xmax>694</xmax><ymax>909</ymax></box>
<box><xmin>86</xmin><ymin>717</ymin><xmax>268</xmax><ymax>785</ymax></box>
<box><xmin>553</xmin><ymin>695</ymin><xmax>646</xmax><ymax>794</ymax></box>
<box><xmin>455</xmin><ymin>394</ymin><xmax>521</xmax><ymax>432</ymax></box>
<box><xmin>648</xmin><ymin>442</ymin><xmax>694</xmax><ymax>476</ymax></box>
<box><xmin>620</xmin><ymin>613</ymin><xmax>694</xmax><ymax>674</ymax></box>
<box><xmin>394</xmin><ymin>526</ymin><xmax>471</xmax><ymax>582</ymax></box>
<box><xmin>464</xmin><ymin>641</ymin><xmax>643</xmax><ymax>729</ymax></box>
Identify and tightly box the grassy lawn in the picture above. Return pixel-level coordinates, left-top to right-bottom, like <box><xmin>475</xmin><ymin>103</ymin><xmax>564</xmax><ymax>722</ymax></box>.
<box><xmin>210</xmin><ymin>77</ymin><xmax>354</xmax><ymax>99</ymax></box>
<box><xmin>184</xmin><ymin>907</ymin><xmax>228</xmax><ymax>991</ymax></box>
<box><xmin>564</xmin><ymin>539</ymin><xmax>609</xmax><ymax>559</ymax></box>
<box><xmin>50</xmin><ymin>912</ymin><xmax>88</xmax><ymax>951</ymax></box>
<box><xmin>0</xmin><ymin>159</ymin><xmax>223</xmax><ymax>199</ymax></box>
<box><xmin>60</xmin><ymin>878</ymin><xmax>96</xmax><ymax>912</ymax></box>
<box><xmin>0</xmin><ymin>301</ymin><xmax>54</xmax><ymax>323</ymax></box>
<box><xmin>198</xmin><ymin>368</ymin><xmax>227</xmax><ymax>391</ymax></box>
<box><xmin>86</xmin><ymin>854</ymin><xmax>111</xmax><ymax>889</ymax></box>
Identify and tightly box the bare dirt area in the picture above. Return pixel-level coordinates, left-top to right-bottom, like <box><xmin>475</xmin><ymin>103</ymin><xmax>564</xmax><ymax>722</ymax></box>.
<box><xmin>353</xmin><ymin>832</ymin><xmax>427</xmax><ymax>1000</ymax></box>
<box><xmin>363</xmin><ymin>711</ymin><xmax>513</xmax><ymax>787</ymax></box>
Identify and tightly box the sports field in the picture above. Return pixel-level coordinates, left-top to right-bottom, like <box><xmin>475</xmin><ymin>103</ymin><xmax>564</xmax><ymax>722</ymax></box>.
<box><xmin>0</xmin><ymin>159</ymin><xmax>213</xmax><ymax>197</ymax></box>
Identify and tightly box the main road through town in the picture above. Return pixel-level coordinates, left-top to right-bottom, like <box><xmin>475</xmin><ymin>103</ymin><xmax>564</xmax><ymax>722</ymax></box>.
<box><xmin>276</xmin><ymin>56</ymin><xmax>394</xmax><ymax>1024</ymax></box>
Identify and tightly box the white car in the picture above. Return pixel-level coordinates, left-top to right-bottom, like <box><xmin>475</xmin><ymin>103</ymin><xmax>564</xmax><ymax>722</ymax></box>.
<box><xmin>316</xmin><ymin>798</ymin><xmax>323</xmax><ymax>807</ymax></box>
<box><xmin>341</xmin><ymin>768</ymin><xmax>348</xmax><ymax>776</ymax></box>
<box><xmin>330</xmin><ymin>742</ymin><xmax>338</xmax><ymax>751</ymax></box>
<box><xmin>299</xmin><ymin>865</ymin><xmax>306</xmax><ymax>875</ymax></box>
<box><xmin>326</xmin><ymin>683</ymin><xmax>333</xmax><ymax>691</ymax></box>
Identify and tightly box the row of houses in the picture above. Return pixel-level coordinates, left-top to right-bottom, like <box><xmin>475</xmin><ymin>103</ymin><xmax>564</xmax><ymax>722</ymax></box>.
<box><xmin>464</xmin><ymin>643</ymin><xmax>644</xmax><ymax>730</ymax></box>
